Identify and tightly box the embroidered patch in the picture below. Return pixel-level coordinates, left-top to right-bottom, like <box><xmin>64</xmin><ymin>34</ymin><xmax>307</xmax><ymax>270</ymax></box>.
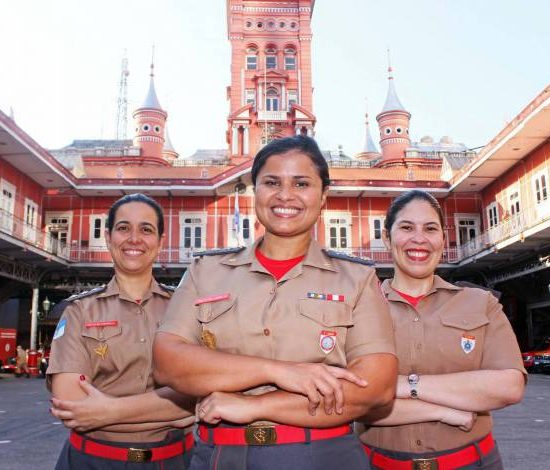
<box><xmin>53</xmin><ymin>318</ymin><xmax>67</xmax><ymax>340</ymax></box>
<box><xmin>319</xmin><ymin>330</ymin><xmax>337</xmax><ymax>354</ymax></box>
<box><xmin>461</xmin><ymin>334</ymin><xmax>476</xmax><ymax>354</ymax></box>
<box><xmin>194</xmin><ymin>293</ymin><xmax>231</xmax><ymax>305</ymax></box>
<box><xmin>307</xmin><ymin>292</ymin><xmax>345</xmax><ymax>302</ymax></box>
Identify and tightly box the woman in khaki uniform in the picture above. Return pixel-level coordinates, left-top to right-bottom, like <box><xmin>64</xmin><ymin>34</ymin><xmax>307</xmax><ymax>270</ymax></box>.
<box><xmin>154</xmin><ymin>136</ymin><xmax>397</xmax><ymax>469</ymax></box>
<box><xmin>360</xmin><ymin>190</ymin><xmax>526</xmax><ymax>470</ymax></box>
<box><xmin>47</xmin><ymin>194</ymin><xmax>194</xmax><ymax>469</ymax></box>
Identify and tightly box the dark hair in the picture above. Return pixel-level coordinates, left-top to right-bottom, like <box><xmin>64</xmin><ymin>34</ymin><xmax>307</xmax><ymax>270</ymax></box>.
<box><xmin>107</xmin><ymin>193</ymin><xmax>164</xmax><ymax>237</ymax></box>
<box><xmin>384</xmin><ymin>190</ymin><xmax>444</xmax><ymax>235</ymax></box>
<box><xmin>251</xmin><ymin>135</ymin><xmax>330</xmax><ymax>189</ymax></box>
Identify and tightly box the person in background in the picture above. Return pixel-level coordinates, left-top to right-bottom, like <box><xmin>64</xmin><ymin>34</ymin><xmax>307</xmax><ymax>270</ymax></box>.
<box><xmin>15</xmin><ymin>344</ymin><xmax>30</xmax><ymax>378</ymax></box>
<box><xmin>154</xmin><ymin>135</ymin><xmax>397</xmax><ymax>470</ymax></box>
<box><xmin>47</xmin><ymin>193</ymin><xmax>195</xmax><ymax>470</ymax></box>
<box><xmin>360</xmin><ymin>189</ymin><xmax>526</xmax><ymax>470</ymax></box>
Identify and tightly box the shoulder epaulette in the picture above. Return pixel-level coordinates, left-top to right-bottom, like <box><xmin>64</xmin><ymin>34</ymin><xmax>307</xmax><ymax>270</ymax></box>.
<box><xmin>193</xmin><ymin>247</ymin><xmax>245</xmax><ymax>258</ymax></box>
<box><xmin>323</xmin><ymin>250</ymin><xmax>375</xmax><ymax>266</ymax></box>
<box><xmin>159</xmin><ymin>283</ymin><xmax>177</xmax><ymax>293</ymax></box>
<box><xmin>66</xmin><ymin>285</ymin><xmax>107</xmax><ymax>302</ymax></box>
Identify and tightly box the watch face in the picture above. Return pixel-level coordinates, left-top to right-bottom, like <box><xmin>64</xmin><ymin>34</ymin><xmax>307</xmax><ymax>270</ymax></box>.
<box><xmin>408</xmin><ymin>373</ymin><xmax>419</xmax><ymax>385</ymax></box>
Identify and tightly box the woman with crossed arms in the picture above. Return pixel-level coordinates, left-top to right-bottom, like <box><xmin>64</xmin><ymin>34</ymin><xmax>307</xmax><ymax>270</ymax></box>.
<box><xmin>360</xmin><ymin>190</ymin><xmax>526</xmax><ymax>470</ymax></box>
<box><xmin>154</xmin><ymin>136</ymin><xmax>397</xmax><ymax>469</ymax></box>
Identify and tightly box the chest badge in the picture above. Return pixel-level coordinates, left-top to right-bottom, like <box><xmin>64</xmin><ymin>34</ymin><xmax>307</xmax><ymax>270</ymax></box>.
<box><xmin>307</xmin><ymin>292</ymin><xmax>345</xmax><ymax>302</ymax></box>
<box><xmin>461</xmin><ymin>334</ymin><xmax>476</xmax><ymax>354</ymax></box>
<box><xmin>201</xmin><ymin>330</ymin><xmax>217</xmax><ymax>349</ymax></box>
<box><xmin>94</xmin><ymin>343</ymin><xmax>108</xmax><ymax>360</ymax></box>
<box><xmin>319</xmin><ymin>330</ymin><xmax>337</xmax><ymax>354</ymax></box>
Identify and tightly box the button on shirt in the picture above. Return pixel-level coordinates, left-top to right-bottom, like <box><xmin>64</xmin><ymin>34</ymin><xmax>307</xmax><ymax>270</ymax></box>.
<box><xmin>360</xmin><ymin>276</ymin><xmax>526</xmax><ymax>452</ymax></box>
<box><xmin>159</xmin><ymin>239</ymin><xmax>395</xmax><ymax>405</ymax></box>
<box><xmin>47</xmin><ymin>277</ymin><xmax>173</xmax><ymax>443</ymax></box>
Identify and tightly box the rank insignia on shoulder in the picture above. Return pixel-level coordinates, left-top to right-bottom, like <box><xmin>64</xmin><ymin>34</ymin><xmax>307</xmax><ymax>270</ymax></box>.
<box><xmin>323</xmin><ymin>250</ymin><xmax>375</xmax><ymax>266</ymax></box>
<box><xmin>67</xmin><ymin>285</ymin><xmax>107</xmax><ymax>302</ymax></box>
<box><xmin>193</xmin><ymin>247</ymin><xmax>245</xmax><ymax>258</ymax></box>
<box><xmin>159</xmin><ymin>283</ymin><xmax>177</xmax><ymax>293</ymax></box>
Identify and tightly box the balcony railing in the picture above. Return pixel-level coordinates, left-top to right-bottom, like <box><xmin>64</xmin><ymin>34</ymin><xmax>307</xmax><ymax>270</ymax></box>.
<box><xmin>257</xmin><ymin>110</ymin><xmax>288</xmax><ymax>121</ymax></box>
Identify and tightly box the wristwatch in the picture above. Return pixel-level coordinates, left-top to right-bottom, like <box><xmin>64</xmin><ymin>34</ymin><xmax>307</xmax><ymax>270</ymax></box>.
<box><xmin>408</xmin><ymin>373</ymin><xmax>420</xmax><ymax>398</ymax></box>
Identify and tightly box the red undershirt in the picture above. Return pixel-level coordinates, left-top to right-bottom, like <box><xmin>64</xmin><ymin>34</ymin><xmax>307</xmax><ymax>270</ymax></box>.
<box><xmin>392</xmin><ymin>288</ymin><xmax>425</xmax><ymax>308</ymax></box>
<box><xmin>255</xmin><ymin>248</ymin><xmax>305</xmax><ymax>281</ymax></box>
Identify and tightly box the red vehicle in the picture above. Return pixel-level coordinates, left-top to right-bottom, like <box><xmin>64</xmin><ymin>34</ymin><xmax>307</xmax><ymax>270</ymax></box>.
<box><xmin>523</xmin><ymin>338</ymin><xmax>550</xmax><ymax>372</ymax></box>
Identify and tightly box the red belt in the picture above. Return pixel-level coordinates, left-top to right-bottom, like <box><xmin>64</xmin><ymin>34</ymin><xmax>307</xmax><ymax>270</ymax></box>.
<box><xmin>363</xmin><ymin>433</ymin><xmax>495</xmax><ymax>470</ymax></box>
<box><xmin>198</xmin><ymin>423</ymin><xmax>351</xmax><ymax>446</ymax></box>
<box><xmin>70</xmin><ymin>431</ymin><xmax>194</xmax><ymax>463</ymax></box>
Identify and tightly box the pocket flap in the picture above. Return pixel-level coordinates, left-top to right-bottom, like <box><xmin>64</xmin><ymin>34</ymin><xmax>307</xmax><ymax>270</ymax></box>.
<box><xmin>440</xmin><ymin>314</ymin><xmax>489</xmax><ymax>331</ymax></box>
<box><xmin>298</xmin><ymin>298</ymin><xmax>353</xmax><ymax>327</ymax></box>
<box><xmin>197</xmin><ymin>297</ymin><xmax>236</xmax><ymax>323</ymax></box>
<box><xmin>81</xmin><ymin>325</ymin><xmax>122</xmax><ymax>341</ymax></box>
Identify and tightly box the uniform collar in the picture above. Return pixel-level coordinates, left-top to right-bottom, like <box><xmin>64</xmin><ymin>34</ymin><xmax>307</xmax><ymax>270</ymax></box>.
<box><xmin>97</xmin><ymin>276</ymin><xmax>170</xmax><ymax>301</ymax></box>
<box><xmin>382</xmin><ymin>274</ymin><xmax>461</xmax><ymax>302</ymax></box>
<box><xmin>220</xmin><ymin>237</ymin><xmax>338</xmax><ymax>273</ymax></box>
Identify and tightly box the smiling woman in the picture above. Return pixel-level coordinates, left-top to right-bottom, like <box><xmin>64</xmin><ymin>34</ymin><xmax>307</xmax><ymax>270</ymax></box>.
<box><xmin>358</xmin><ymin>190</ymin><xmax>526</xmax><ymax>470</ymax></box>
<box><xmin>46</xmin><ymin>193</ymin><xmax>195</xmax><ymax>470</ymax></box>
<box><xmin>153</xmin><ymin>136</ymin><xmax>398</xmax><ymax>470</ymax></box>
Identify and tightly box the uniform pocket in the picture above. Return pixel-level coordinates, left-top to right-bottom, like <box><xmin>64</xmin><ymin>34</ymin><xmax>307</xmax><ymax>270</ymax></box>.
<box><xmin>81</xmin><ymin>325</ymin><xmax>122</xmax><ymax>341</ymax></box>
<box><xmin>440</xmin><ymin>315</ymin><xmax>489</xmax><ymax>330</ymax></box>
<box><xmin>298</xmin><ymin>298</ymin><xmax>353</xmax><ymax>327</ymax></box>
<box><xmin>197</xmin><ymin>297</ymin><xmax>236</xmax><ymax>323</ymax></box>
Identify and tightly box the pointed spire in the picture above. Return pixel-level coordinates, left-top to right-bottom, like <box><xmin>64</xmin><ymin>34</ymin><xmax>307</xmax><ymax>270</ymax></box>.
<box><xmin>141</xmin><ymin>46</ymin><xmax>162</xmax><ymax>110</ymax></box>
<box><xmin>363</xmin><ymin>112</ymin><xmax>380</xmax><ymax>153</ymax></box>
<box><xmin>163</xmin><ymin>127</ymin><xmax>177</xmax><ymax>153</ymax></box>
<box><xmin>381</xmin><ymin>49</ymin><xmax>406</xmax><ymax>112</ymax></box>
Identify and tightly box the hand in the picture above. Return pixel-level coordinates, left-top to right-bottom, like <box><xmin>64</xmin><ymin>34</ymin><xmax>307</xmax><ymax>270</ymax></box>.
<box><xmin>50</xmin><ymin>379</ymin><xmax>117</xmax><ymax>432</ymax></box>
<box><xmin>272</xmin><ymin>362</ymin><xmax>368</xmax><ymax>416</ymax></box>
<box><xmin>440</xmin><ymin>407</ymin><xmax>477</xmax><ymax>432</ymax></box>
<box><xmin>197</xmin><ymin>392</ymin><xmax>259</xmax><ymax>425</ymax></box>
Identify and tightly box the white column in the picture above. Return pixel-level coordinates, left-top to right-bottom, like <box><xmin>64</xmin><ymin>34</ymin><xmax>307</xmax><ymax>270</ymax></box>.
<box><xmin>281</xmin><ymin>83</ymin><xmax>286</xmax><ymax>110</ymax></box>
<box><xmin>30</xmin><ymin>286</ymin><xmax>39</xmax><ymax>350</ymax></box>
<box><xmin>243</xmin><ymin>126</ymin><xmax>250</xmax><ymax>155</ymax></box>
<box><xmin>258</xmin><ymin>84</ymin><xmax>263</xmax><ymax>110</ymax></box>
<box><xmin>232</xmin><ymin>126</ymin><xmax>239</xmax><ymax>155</ymax></box>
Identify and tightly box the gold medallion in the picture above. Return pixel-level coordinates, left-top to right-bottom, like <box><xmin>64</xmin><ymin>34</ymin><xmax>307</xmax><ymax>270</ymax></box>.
<box><xmin>94</xmin><ymin>343</ymin><xmax>108</xmax><ymax>359</ymax></box>
<box><xmin>201</xmin><ymin>330</ymin><xmax>217</xmax><ymax>349</ymax></box>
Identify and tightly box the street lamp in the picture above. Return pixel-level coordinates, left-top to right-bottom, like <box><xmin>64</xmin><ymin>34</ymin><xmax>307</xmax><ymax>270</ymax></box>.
<box><xmin>42</xmin><ymin>297</ymin><xmax>51</xmax><ymax>315</ymax></box>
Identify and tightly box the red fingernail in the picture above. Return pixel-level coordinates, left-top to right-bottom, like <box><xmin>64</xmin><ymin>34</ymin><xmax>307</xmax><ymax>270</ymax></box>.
<box><xmin>79</xmin><ymin>375</ymin><xmax>85</xmax><ymax>381</ymax></box>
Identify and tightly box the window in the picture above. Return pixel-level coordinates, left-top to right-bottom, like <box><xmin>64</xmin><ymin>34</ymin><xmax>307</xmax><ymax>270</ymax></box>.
<box><xmin>89</xmin><ymin>215</ymin><xmax>107</xmax><ymax>249</ymax></box>
<box><xmin>266</xmin><ymin>88</ymin><xmax>279</xmax><ymax>111</ymax></box>
<box><xmin>324</xmin><ymin>212</ymin><xmax>351</xmax><ymax>253</ymax></box>
<box><xmin>287</xmin><ymin>90</ymin><xmax>298</xmax><ymax>108</ymax></box>
<box><xmin>487</xmin><ymin>203</ymin><xmax>498</xmax><ymax>228</ymax></box>
<box><xmin>23</xmin><ymin>198</ymin><xmax>38</xmax><ymax>242</ymax></box>
<box><xmin>245</xmin><ymin>89</ymin><xmax>256</xmax><ymax>107</ymax></box>
<box><xmin>533</xmin><ymin>171</ymin><xmax>548</xmax><ymax>204</ymax></box>
<box><xmin>246</xmin><ymin>55</ymin><xmax>257</xmax><ymax>70</ymax></box>
<box><xmin>369</xmin><ymin>216</ymin><xmax>386</xmax><ymax>249</ymax></box>
<box><xmin>0</xmin><ymin>179</ymin><xmax>15</xmax><ymax>233</ymax></box>
<box><xmin>266</xmin><ymin>55</ymin><xmax>277</xmax><ymax>69</ymax></box>
<box><xmin>227</xmin><ymin>215</ymin><xmax>255</xmax><ymax>247</ymax></box>
<box><xmin>46</xmin><ymin>213</ymin><xmax>72</xmax><ymax>256</ymax></box>
<box><xmin>509</xmin><ymin>189</ymin><xmax>520</xmax><ymax>216</ymax></box>
<box><xmin>284</xmin><ymin>56</ymin><xmax>296</xmax><ymax>70</ymax></box>
<box><xmin>179</xmin><ymin>213</ymin><xmax>206</xmax><ymax>260</ymax></box>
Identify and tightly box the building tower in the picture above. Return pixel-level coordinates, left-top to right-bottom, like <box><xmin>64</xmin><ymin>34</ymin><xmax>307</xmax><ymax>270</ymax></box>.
<box><xmin>356</xmin><ymin>111</ymin><xmax>382</xmax><ymax>162</ymax></box>
<box><xmin>132</xmin><ymin>62</ymin><xmax>167</xmax><ymax>160</ymax></box>
<box><xmin>376</xmin><ymin>62</ymin><xmax>411</xmax><ymax>164</ymax></box>
<box><xmin>226</xmin><ymin>0</ymin><xmax>317</xmax><ymax>161</ymax></box>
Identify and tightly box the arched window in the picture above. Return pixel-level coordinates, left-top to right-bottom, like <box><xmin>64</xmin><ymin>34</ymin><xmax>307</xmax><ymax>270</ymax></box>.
<box><xmin>266</xmin><ymin>88</ymin><xmax>279</xmax><ymax>111</ymax></box>
<box><xmin>246</xmin><ymin>46</ymin><xmax>258</xmax><ymax>70</ymax></box>
<box><xmin>284</xmin><ymin>47</ymin><xmax>296</xmax><ymax>70</ymax></box>
<box><xmin>265</xmin><ymin>46</ymin><xmax>277</xmax><ymax>69</ymax></box>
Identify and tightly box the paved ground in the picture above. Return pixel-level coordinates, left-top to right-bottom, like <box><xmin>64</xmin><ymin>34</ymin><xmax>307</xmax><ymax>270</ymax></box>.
<box><xmin>0</xmin><ymin>373</ymin><xmax>549</xmax><ymax>469</ymax></box>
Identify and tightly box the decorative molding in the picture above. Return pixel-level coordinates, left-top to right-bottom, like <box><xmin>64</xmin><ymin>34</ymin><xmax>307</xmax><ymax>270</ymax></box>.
<box><xmin>243</xmin><ymin>7</ymin><xmax>300</xmax><ymax>13</ymax></box>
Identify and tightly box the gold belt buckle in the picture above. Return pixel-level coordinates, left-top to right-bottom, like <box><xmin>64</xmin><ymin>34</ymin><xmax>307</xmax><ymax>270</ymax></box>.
<box><xmin>412</xmin><ymin>458</ymin><xmax>439</xmax><ymax>470</ymax></box>
<box><xmin>244</xmin><ymin>424</ymin><xmax>277</xmax><ymax>445</ymax></box>
<box><xmin>127</xmin><ymin>448</ymin><xmax>153</xmax><ymax>463</ymax></box>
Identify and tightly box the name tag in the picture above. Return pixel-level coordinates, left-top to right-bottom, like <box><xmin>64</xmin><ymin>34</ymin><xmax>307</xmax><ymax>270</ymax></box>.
<box><xmin>195</xmin><ymin>293</ymin><xmax>231</xmax><ymax>305</ymax></box>
<box><xmin>84</xmin><ymin>321</ymin><xmax>119</xmax><ymax>328</ymax></box>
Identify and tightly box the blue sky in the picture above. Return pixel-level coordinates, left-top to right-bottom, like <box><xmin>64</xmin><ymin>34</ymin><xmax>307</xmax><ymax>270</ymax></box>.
<box><xmin>1</xmin><ymin>1</ymin><xmax>549</xmax><ymax>157</ymax></box>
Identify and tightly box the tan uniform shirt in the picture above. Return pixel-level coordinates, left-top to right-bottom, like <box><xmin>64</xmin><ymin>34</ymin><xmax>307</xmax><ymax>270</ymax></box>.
<box><xmin>360</xmin><ymin>275</ymin><xmax>526</xmax><ymax>452</ymax></box>
<box><xmin>159</xmin><ymin>239</ymin><xmax>395</xmax><ymax>414</ymax></box>
<box><xmin>47</xmin><ymin>277</ymin><xmax>176</xmax><ymax>443</ymax></box>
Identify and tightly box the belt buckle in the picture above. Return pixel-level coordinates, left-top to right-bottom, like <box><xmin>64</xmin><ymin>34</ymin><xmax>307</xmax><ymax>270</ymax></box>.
<box><xmin>412</xmin><ymin>458</ymin><xmax>438</xmax><ymax>470</ymax></box>
<box><xmin>244</xmin><ymin>424</ymin><xmax>277</xmax><ymax>445</ymax></box>
<box><xmin>127</xmin><ymin>448</ymin><xmax>153</xmax><ymax>463</ymax></box>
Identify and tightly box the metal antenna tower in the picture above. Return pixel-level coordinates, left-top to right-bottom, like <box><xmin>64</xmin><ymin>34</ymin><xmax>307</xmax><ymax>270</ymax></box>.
<box><xmin>115</xmin><ymin>51</ymin><xmax>129</xmax><ymax>139</ymax></box>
